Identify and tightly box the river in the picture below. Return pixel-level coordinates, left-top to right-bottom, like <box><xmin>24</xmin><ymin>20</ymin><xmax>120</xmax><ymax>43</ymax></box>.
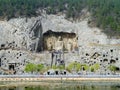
<box><xmin>0</xmin><ymin>81</ymin><xmax>120</xmax><ymax>90</ymax></box>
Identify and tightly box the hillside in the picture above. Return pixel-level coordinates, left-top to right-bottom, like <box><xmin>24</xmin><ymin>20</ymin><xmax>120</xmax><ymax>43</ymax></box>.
<box><xmin>0</xmin><ymin>0</ymin><xmax>120</xmax><ymax>37</ymax></box>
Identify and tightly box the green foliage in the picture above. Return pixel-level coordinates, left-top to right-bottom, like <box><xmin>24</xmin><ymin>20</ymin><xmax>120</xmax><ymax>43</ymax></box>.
<box><xmin>37</xmin><ymin>64</ymin><xmax>44</xmax><ymax>72</ymax></box>
<box><xmin>87</xmin><ymin>0</ymin><xmax>120</xmax><ymax>33</ymax></box>
<box><xmin>52</xmin><ymin>65</ymin><xmax>65</xmax><ymax>70</ymax></box>
<box><xmin>0</xmin><ymin>0</ymin><xmax>120</xmax><ymax>34</ymax></box>
<box><xmin>108</xmin><ymin>65</ymin><xmax>117</xmax><ymax>72</ymax></box>
<box><xmin>108</xmin><ymin>65</ymin><xmax>119</xmax><ymax>75</ymax></box>
<box><xmin>90</xmin><ymin>63</ymin><xmax>100</xmax><ymax>72</ymax></box>
<box><xmin>90</xmin><ymin>67</ymin><xmax>94</xmax><ymax>72</ymax></box>
<box><xmin>57</xmin><ymin>65</ymin><xmax>65</xmax><ymax>70</ymax></box>
<box><xmin>52</xmin><ymin>65</ymin><xmax>57</xmax><ymax>69</ymax></box>
<box><xmin>66</xmin><ymin>61</ymin><xmax>82</xmax><ymax>72</ymax></box>
<box><xmin>25</xmin><ymin>63</ymin><xmax>37</xmax><ymax>73</ymax></box>
<box><xmin>25</xmin><ymin>63</ymin><xmax>45</xmax><ymax>74</ymax></box>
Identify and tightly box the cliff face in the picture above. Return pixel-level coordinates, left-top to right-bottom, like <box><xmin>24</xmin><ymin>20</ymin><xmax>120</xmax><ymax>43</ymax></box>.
<box><xmin>0</xmin><ymin>18</ymin><xmax>44</xmax><ymax>53</ymax></box>
<box><xmin>0</xmin><ymin>14</ymin><xmax>120</xmax><ymax>74</ymax></box>
<box><xmin>0</xmin><ymin>14</ymin><xmax>120</xmax><ymax>52</ymax></box>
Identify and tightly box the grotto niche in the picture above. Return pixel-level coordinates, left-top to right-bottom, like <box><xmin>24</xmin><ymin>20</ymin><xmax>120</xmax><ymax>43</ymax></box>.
<box><xmin>43</xmin><ymin>30</ymin><xmax>78</xmax><ymax>52</ymax></box>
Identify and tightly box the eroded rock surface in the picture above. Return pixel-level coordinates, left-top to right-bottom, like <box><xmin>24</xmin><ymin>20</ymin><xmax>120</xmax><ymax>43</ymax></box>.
<box><xmin>0</xmin><ymin>14</ymin><xmax>120</xmax><ymax>74</ymax></box>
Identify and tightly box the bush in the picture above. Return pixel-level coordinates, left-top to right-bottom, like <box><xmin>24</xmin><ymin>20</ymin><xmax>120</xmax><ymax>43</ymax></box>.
<box><xmin>25</xmin><ymin>63</ymin><xmax>45</xmax><ymax>74</ymax></box>
<box><xmin>37</xmin><ymin>64</ymin><xmax>44</xmax><ymax>74</ymax></box>
<box><xmin>25</xmin><ymin>63</ymin><xmax>37</xmax><ymax>73</ymax></box>
<box><xmin>66</xmin><ymin>61</ymin><xmax>82</xmax><ymax>72</ymax></box>
<box><xmin>90</xmin><ymin>63</ymin><xmax>100</xmax><ymax>72</ymax></box>
<box><xmin>108</xmin><ymin>65</ymin><xmax>118</xmax><ymax>72</ymax></box>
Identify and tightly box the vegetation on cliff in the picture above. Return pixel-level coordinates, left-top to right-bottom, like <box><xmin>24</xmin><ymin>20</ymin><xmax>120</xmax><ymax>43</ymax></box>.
<box><xmin>0</xmin><ymin>0</ymin><xmax>120</xmax><ymax>35</ymax></box>
<box><xmin>25</xmin><ymin>63</ymin><xmax>45</xmax><ymax>74</ymax></box>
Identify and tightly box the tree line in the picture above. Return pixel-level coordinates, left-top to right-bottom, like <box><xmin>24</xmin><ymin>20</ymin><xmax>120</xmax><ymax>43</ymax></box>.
<box><xmin>0</xmin><ymin>0</ymin><xmax>120</xmax><ymax>35</ymax></box>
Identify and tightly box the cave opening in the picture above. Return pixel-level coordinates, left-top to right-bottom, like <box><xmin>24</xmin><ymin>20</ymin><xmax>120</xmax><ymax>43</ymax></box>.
<box><xmin>103</xmin><ymin>59</ymin><xmax>108</xmax><ymax>62</ymax></box>
<box><xmin>1</xmin><ymin>44</ymin><xmax>5</xmax><ymax>48</ymax></box>
<box><xmin>43</xmin><ymin>30</ymin><xmax>78</xmax><ymax>52</ymax></box>
<box><xmin>0</xmin><ymin>58</ymin><xmax>1</xmax><ymax>67</ymax></box>
<box><xmin>55</xmin><ymin>71</ymin><xmax>59</xmax><ymax>75</ymax></box>
<box><xmin>110</xmin><ymin>59</ymin><xmax>116</xmax><ymax>64</ymax></box>
<box><xmin>9</xmin><ymin>64</ymin><xmax>15</xmax><ymax>70</ymax></box>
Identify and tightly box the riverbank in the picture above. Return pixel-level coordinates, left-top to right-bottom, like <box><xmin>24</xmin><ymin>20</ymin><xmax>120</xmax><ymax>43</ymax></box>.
<box><xmin>0</xmin><ymin>78</ymin><xmax>120</xmax><ymax>89</ymax></box>
<box><xmin>0</xmin><ymin>75</ymin><xmax>120</xmax><ymax>81</ymax></box>
<box><xmin>0</xmin><ymin>77</ymin><xmax>120</xmax><ymax>82</ymax></box>
<box><xmin>0</xmin><ymin>80</ymin><xmax>120</xmax><ymax>90</ymax></box>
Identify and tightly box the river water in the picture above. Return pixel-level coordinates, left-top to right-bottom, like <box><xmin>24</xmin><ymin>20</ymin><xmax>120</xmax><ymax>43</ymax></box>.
<box><xmin>0</xmin><ymin>81</ymin><xmax>120</xmax><ymax>90</ymax></box>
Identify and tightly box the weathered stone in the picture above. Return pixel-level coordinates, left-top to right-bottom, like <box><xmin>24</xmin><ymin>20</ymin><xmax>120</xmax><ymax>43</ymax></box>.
<box><xmin>0</xmin><ymin>14</ymin><xmax>120</xmax><ymax>74</ymax></box>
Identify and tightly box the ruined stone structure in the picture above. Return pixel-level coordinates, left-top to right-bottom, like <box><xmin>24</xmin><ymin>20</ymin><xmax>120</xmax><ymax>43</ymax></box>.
<box><xmin>51</xmin><ymin>50</ymin><xmax>65</xmax><ymax>67</ymax></box>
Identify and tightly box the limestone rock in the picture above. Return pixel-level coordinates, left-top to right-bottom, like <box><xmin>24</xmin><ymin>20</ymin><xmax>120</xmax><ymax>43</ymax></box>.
<box><xmin>0</xmin><ymin>14</ymin><xmax>120</xmax><ymax>74</ymax></box>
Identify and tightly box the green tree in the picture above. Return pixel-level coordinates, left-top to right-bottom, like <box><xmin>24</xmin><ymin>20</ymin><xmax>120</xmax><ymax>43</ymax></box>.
<box><xmin>25</xmin><ymin>63</ymin><xmax>37</xmax><ymax>73</ymax></box>
<box><xmin>37</xmin><ymin>64</ymin><xmax>44</xmax><ymax>74</ymax></box>
<box><xmin>0</xmin><ymin>0</ymin><xmax>120</xmax><ymax>36</ymax></box>
<box><xmin>66</xmin><ymin>61</ymin><xmax>81</xmax><ymax>72</ymax></box>
<box><xmin>57</xmin><ymin>65</ymin><xmax>65</xmax><ymax>70</ymax></box>
<box><xmin>90</xmin><ymin>63</ymin><xmax>100</xmax><ymax>72</ymax></box>
<box><xmin>108</xmin><ymin>65</ymin><xmax>118</xmax><ymax>74</ymax></box>
<box><xmin>52</xmin><ymin>65</ymin><xmax>57</xmax><ymax>69</ymax></box>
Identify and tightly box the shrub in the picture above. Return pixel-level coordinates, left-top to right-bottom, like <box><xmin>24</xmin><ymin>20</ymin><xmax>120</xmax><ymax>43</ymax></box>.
<box><xmin>90</xmin><ymin>63</ymin><xmax>100</xmax><ymax>72</ymax></box>
<box><xmin>25</xmin><ymin>63</ymin><xmax>37</xmax><ymax>73</ymax></box>
<box><xmin>66</xmin><ymin>61</ymin><xmax>82</xmax><ymax>72</ymax></box>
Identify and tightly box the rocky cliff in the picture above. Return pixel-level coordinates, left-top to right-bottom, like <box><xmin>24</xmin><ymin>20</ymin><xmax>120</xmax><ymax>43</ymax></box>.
<box><xmin>0</xmin><ymin>14</ymin><xmax>120</xmax><ymax>74</ymax></box>
<box><xmin>1</xmin><ymin>14</ymin><xmax>120</xmax><ymax>51</ymax></box>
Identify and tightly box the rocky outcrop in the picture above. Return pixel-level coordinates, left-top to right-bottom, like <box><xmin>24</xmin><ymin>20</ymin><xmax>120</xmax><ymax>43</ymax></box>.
<box><xmin>0</xmin><ymin>17</ymin><xmax>43</xmax><ymax>52</ymax></box>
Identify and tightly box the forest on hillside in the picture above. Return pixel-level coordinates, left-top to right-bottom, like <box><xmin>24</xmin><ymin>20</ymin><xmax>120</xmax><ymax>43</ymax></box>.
<box><xmin>0</xmin><ymin>0</ymin><xmax>120</xmax><ymax>36</ymax></box>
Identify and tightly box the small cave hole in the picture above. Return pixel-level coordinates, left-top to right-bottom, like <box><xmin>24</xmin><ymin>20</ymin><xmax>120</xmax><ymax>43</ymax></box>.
<box><xmin>64</xmin><ymin>71</ymin><xmax>66</xmax><ymax>75</ymax></box>
<box><xmin>19</xmin><ymin>53</ymin><xmax>22</xmax><ymax>56</ymax></box>
<box><xmin>110</xmin><ymin>49</ymin><xmax>113</xmax><ymax>52</ymax></box>
<box><xmin>13</xmin><ymin>41</ymin><xmax>15</xmax><ymax>44</ymax></box>
<box><xmin>86</xmin><ymin>53</ymin><xmax>89</xmax><ymax>56</ymax></box>
<box><xmin>9</xmin><ymin>64</ymin><xmax>15</xmax><ymax>70</ymax></box>
<box><xmin>116</xmin><ymin>58</ymin><xmax>118</xmax><ymax>60</ymax></box>
<box><xmin>0</xmin><ymin>58</ymin><xmax>1</xmax><ymax>67</ymax></box>
<box><xmin>103</xmin><ymin>54</ymin><xmax>105</xmax><ymax>57</ymax></box>
<box><xmin>1</xmin><ymin>44</ymin><xmax>5</xmax><ymax>48</ymax></box>
<box><xmin>55</xmin><ymin>71</ymin><xmax>59</xmax><ymax>75</ymax></box>
<box><xmin>110</xmin><ymin>59</ymin><xmax>116</xmax><ymax>64</ymax></box>
<box><xmin>82</xmin><ymin>67</ymin><xmax>85</xmax><ymax>71</ymax></box>
<box><xmin>116</xmin><ymin>67</ymin><xmax>119</xmax><ymax>71</ymax></box>
<box><xmin>103</xmin><ymin>59</ymin><xmax>108</xmax><ymax>62</ymax></box>
<box><xmin>94</xmin><ymin>61</ymin><xmax>96</xmax><ymax>64</ymax></box>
